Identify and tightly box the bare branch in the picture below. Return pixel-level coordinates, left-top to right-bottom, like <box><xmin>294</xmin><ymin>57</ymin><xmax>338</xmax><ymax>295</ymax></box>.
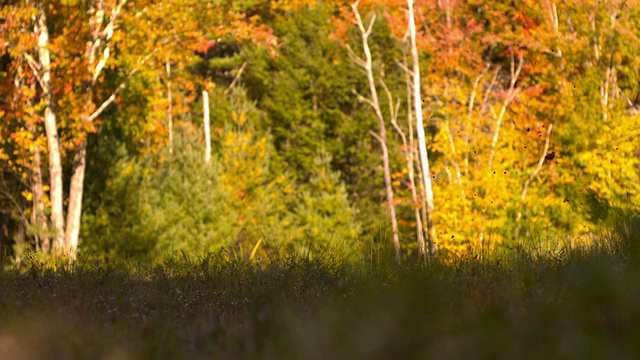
<box><xmin>368</xmin><ymin>129</ymin><xmax>384</xmax><ymax>144</ymax></box>
<box><xmin>88</xmin><ymin>83</ymin><xmax>124</xmax><ymax>122</ymax></box>
<box><xmin>365</xmin><ymin>13</ymin><xmax>376</xmax><ymax>36</ymax></box>
<box><xmin>394</xmin><ymin>59</ymin><xmax>414</xmax><ymax>77</ymax></box>
<box><xmin>93</xmin><ymin>47</ymin><xmax>109</xmax><ymax>83</ymax></box>
<box><xmin>378</xmin><ymin>74</ymin><xmax>397</xmax><ymax>122</ymax></box>
<box><xmin>102</xmin><ymin>0</ymin><xmax>127</xmax><ymax>39</ymax></box>
<box><xmin>390</xmin><ymin>110</ymin><xmax>407</xmax><ymax>152</ymax></box>
<box><xmin>522</xmin><ymin>123</ymin><xmax>554</xmax><ymax>201</ymax></box>
<box><xmin>352</xmin><ymin>89</ymin><xmax>376</xmax><ymax>110</ymax></box>
<box><xmin>87</xmin><ymin>2</ymin><xmax>105</xmax><ymax>74</ymax></box>
<box><xmin>488</xmin><ymin>51</ymin><xmax>524</xmax><ymax>170</ymax></box>
<box><xmin>401</xmin><ymin>16</ymin><xmax>410</xmax><ymax>43</ymax></box>
<box><xmin>385</xmin><ymin>81</ymin><xmax>405</xmax><ymax>145</ymax></box>
<box><xmin>464</xmin><ymin>64</ymin><xmax>490</xmax><ymax>175</ymax></box>
<box><xmin>224</xmin><ymin>61</ymin><xmax>248</xmax><ymax>96</ymax></box>
<box><xmin>443</xmin><ymin>117</ymin><xmax>465</xmax><ymax>200</ymax></box>
<box><xmin>351</xmin><ymin>2</ymin><xmax>366</xmax><ymax>36</ymax></box>
<box><xmin>22</xmin><ymin>52</ymin><xmax>44</xmax><ymax>89</ymax></box>
<box><xmin>509</xmin><ymin>47</ymin><xmax>516</xmax><ymax>82</ymax></box>
<box><xmin>88</xmin><ymin>45</ymin><xmax>160</xmax><ymax>122</ymax></box>
<box><xmin>0</xmin><ymin>190</ymin><xmax>28</xmax><ymax>225</ymax></box>
<box><xmin>345</xmin><ymin>44</ymin><xmax>367</xmax><ymax>69</ymax></box>
<box><xmin>91</xmin><ymin>0</ymin><xmax>127</xmax><ymax>83</ymax></box>
<box><xmin>469</xmin><ymin>64</ymin><xmax>490</xmax><ymax>116</ymax></box>
<box><xmin>510</xmin><ymin>50</ymin><xmax>524</xmax><ymax>88</ymax></box>
<box><xmin>480</xmin><ymin>66</ymin><xmax>500</xmax><ymax>115</ymax></box>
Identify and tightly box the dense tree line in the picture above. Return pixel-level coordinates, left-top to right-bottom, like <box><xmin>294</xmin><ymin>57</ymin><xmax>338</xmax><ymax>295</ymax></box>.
<box><xmin>0</xmin><ymin>0</ymin><xmax>638</xmax><ymax>264</ymax></box>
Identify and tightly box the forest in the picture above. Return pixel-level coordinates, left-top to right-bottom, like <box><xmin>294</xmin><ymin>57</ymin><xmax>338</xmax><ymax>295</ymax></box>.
<box><xmin>0</xmin><ymin>0</ymin><xmax>639</xmax><ymax>264</ymax></box>
<box><xmin>0</xmin><ymin>0</ymin><xmax>640</xmax><ymax>262</ymax></box>
<box><xmin>0</xmin><ymin>0</ymin><xmax>639</xmax><ymax>358</ymax></box>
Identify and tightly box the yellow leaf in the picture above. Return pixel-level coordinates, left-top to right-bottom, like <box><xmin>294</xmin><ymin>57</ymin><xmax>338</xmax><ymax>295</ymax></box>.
<box><xmin>21</xmin><ymin>191</ymin><xmax>33</xmax><ymax>201</ymax></box>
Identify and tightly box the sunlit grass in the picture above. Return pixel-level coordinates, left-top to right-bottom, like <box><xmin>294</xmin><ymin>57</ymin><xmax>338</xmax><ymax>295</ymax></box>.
<box><xmin>0</xmin><ymin>215</ymin><xmax>639</xmax><ymax>359</ymax></box>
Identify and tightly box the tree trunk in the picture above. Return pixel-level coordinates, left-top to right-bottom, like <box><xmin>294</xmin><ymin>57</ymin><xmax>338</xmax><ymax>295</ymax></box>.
<box><xmin>65</xmin><ymin>140</ymin><xmax>87</xmax><ymax>260</ymax></box>
<box><xmin>14</xmin><ymin>61</ymin><xmax>50</xmax><ymax>253</ymax></box>
<box><xmin>62</xmin><ymin>0</ymin><xmax>128</xmax><ymax>260</ymax></box>
<box><xmin>398</xmin><ymin>111</ymin><xmax>426</xmax><ymax>257</ymax></box>
<box><xmin>407</xmin><ymin>0</ymin><xmax>437</xmax><ymax>253</ymax></box>
<box><xmin>379</xmin><ymin>134</ymin><xmax>401</xmax><ymax>262</ymax></box>
<box><xmin>29</xmin><ymin>120</ymin><xmax>50</xmax><ymax>253</ymax></box>
<box><xmin>167</xmin><ymin>58</ymin><xmax>173</xmax><ymax>153</ymax></box>
<box><xmin>349</xmin><ymin>4</ymin><xmax>401</xmax><ymax>262</ymax></box>
<box><xmin>406</xmin><ymin>98</ymin><xmax>427</xmax><ymax>257</ymax></box>
<box><xmin>33</xmin><ymin>2</ymin><xmax>65</xmax><ymax>255</ymax></box>
<box><xmin>203</xmin><ymin>90</ymin><xmax>212</xmax><ymax>163</ymax></box>
<box><xmin>488</xmin><ymin>49</ymin><xmax>522</xmax><ymax>170</ymax></box>
<box><xmin>15</xmin><ymin>199</ymin><xmax>26</xmax><ymax>265</ymax></box>
<box><xmin>0</xmin><ymin>211</ymin><xmax>9</xmax><ymax>260</ymax></box>
<box><xmin>25</xmin><ymin>67</ymin><xmax>50</xmax><ymax>253</ymax></box>
<box><xmin>515</xmin><ymin>124</ymin><xmax>553</xmax><ymax>237</ymax></box>
<box><xmin>390</xmin><ymin>63</ymin><xmax>426</xmax><ymax>257</ymax></box>
<box><xmin>415</xmin><ymin>143</ymin><xmax>438</xmax><ymax>254</ymax></box>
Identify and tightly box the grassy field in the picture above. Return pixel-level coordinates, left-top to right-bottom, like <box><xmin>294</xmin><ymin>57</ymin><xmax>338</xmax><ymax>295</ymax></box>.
<box><xmin>1</xmin><ymin>220</ymin><xmax>640</xmax><ymax>359</ymax></box>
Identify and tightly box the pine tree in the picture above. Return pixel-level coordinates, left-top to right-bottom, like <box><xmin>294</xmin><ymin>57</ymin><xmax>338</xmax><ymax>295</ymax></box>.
<box><xmin>294</xmin><ymin>149</ymin><xmax>360</xmax><ymax>259</ymax></box>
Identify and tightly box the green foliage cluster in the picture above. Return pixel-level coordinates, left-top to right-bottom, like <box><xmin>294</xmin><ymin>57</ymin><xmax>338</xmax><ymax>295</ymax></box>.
<box><xmin>243</xmin><ymin>5</ymin><xmax>382</xmax><ymax>192</ymax></box>
<box><xmin>294</xmin><ymin>149</ymin><xmax>360</xmax><ymax>257</ymax></box>
<box><xmin>82</xmin><ymin>88</ymin><xmax>360</xmax><ymax>263</ymax></box>
<box><xmin>83</xmin><ymin>132</ymin><xmax>231</xmax><ymax>261</ymax></box>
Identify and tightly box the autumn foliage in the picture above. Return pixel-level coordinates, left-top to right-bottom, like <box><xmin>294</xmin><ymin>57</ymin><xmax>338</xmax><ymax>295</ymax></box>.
<box><xmin>0</xmin><ymin>0</ymin><xmax>638</xmax><ymax>263</ymax></box>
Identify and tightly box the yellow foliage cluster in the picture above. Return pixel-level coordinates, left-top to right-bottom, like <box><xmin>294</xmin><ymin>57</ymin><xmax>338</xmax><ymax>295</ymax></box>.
<box><xmin>380</xmin><ymin>0</ymin><xmax>640</xmax><ymax>259</ymax></box>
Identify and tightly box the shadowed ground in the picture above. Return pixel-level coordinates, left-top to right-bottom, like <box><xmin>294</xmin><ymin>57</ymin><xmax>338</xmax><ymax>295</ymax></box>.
<box><xmin>1</xmin><ymin>219</ymin><xmax>639</xmax><ymax>359</ymax></box>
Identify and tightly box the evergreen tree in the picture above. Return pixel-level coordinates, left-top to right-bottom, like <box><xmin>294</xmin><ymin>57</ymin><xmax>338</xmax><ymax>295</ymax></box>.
<box><xmin>294</xmin><ymin>150</ymin><xmax>360</xmax><ymax>258</ymax></box>
<box><xmin>83</xmin><ymin>129</ymin><xmax>233</xmax><ymax>262</ymax></box>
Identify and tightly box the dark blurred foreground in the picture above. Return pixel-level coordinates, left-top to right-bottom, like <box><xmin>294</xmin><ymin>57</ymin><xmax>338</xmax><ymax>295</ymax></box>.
<box><xmin>1</xmin><ymin>216</ymin><xmax>639</xmax><ymax>360</ymax></box>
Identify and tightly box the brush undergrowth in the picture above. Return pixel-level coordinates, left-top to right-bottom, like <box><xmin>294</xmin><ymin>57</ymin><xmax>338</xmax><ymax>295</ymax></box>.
<box><xmin>0</xmin><ymin>216</ymin><xmax>639</xmax><ymax>359</ymax></box>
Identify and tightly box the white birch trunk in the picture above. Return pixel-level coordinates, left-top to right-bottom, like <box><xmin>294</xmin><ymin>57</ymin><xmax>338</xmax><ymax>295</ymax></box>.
<box><xmin>57</xmin><ymin>0</ymin><xmax>119</xmax><ymax>259</ymax></box>
<box><xmin>388</xmin><ymin>66</ymin><xmax>427</xmax><ymax>257</ymax></box>
<box><xmin>64</xmin><ymin>0</ymin><xmax>128</xmax><ymax>260</ymax></box>
<box><xmin>488</xmin><ymin>50</ymin><xmax>522</xmax><ymax>170</ymax></box>
<box><xmin>203</xmin><ymin>90</ymin><xmax>212</xmax><ymax>164</ymax></box>
<box><xmin>167</xmin><ymin>58</ymin><xmax>173</xmax><ymax>153</ymax></box>
<box><xmin>32</xmin><ymin>2</ymin><xmax>65</xmax><ymax>254</ymax></box>
<box><xmin>407</xmin><ymin>0</ymin><xmax>437</xmax><ymax>252</ymax></box>
<box><xmin>65</xmin><ymin>141</ymin><xmax>87</xmax><ymax>260</ymax></box>
<box><xmin>349</xmin><ymin>3</ymin><xmax>401</xmax><ymax>262</ymax></box>
<box><xmin>515</xmin><ymin>124</ymin><xmax>553</xmax><ymax>237</ymax></box>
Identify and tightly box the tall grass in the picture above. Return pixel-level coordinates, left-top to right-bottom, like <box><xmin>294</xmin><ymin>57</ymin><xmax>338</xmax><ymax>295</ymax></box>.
<box><xmin>0</xmin><ymin>214</ymin><xmax>639</xmax><ymax>359</ymax></box>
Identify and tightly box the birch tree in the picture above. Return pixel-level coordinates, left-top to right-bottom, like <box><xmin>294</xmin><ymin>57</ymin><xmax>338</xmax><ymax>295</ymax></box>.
<box><xmin>203</xmin><ymin>87</ymin><xmax>212</xmax><ymax>164</ymax></box>
<box><xmin>346</xmin><ymin>1</ymin><xmax>401</xmax><ymax>262</ymax></box>
<box><xmin>406</xmin><ymin>0</ymin><xmax>437</xmax><ymax>255</ymax></box>
<box><xmin>64</xmin><ymin>0</ymin><xmax>131</xmax><ymax>259</ymax></box>
<box><xmin>13</xmin><ymin>63</ymin><xmax>49</xmax><ymax>253</ymax></box>
<box><xmin>385</xmin><ymin>62</ymin><xmax>427</xmax><ymax>256</ymax></box>
<box><xmin>23</xmin><ymin>0</ymin><xmax>66</xmax><ymax>255</ymax></box>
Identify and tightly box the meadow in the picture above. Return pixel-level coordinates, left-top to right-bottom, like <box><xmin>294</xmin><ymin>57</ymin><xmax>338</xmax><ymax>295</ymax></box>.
<box><xmin>1</xmin><ymin>216</ymin><xmax>639</xmax><ymax>360</ymax></box>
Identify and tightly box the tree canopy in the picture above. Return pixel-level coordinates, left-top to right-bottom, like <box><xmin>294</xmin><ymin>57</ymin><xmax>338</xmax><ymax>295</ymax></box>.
<box><xmin>0</xmin><ymin>0</ymin><xmax>638</xmax><ymax>263</ymax></box>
